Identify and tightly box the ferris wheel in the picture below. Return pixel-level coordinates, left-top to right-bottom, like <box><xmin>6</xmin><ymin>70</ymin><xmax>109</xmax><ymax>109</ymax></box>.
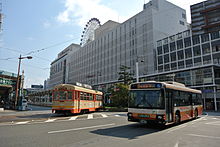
<box><xmin>80</xmin><ymin>18</ymin><xmax>101</xmax><ymax>47</ymax></box>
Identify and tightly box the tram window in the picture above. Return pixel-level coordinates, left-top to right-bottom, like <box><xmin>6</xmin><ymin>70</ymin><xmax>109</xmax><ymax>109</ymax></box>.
<box><xmin>67</xmin><ymin>92</ymin><xmax>72</xmax><ymax>100</ymax></box>
<box><xmin>89</xmin><ymin>94</ymin><xmax>93</xmax><ymax>100</ymax></box>
<box><xmin>53</xmin><ymin>91</ymin><xmax>59</xmax><ymax>100</ymax></box>
<box><xmin>96</xmin><ymin>95</ymin><xmax>102</xmax><ymax>101</ymax></box>
<box><xmin>59</xmin><ymin>91</ymin><xmax>67</xmax><ymax>100</ymax></box>
<box><xmin>80</xmin><ymin>92</ymin><xmax>84</xmax><ymax>100</ymax></box>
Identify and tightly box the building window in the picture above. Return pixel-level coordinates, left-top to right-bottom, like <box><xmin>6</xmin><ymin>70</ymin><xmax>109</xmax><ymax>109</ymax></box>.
<box><xmin>182</xmin><ymin>13</ymin><xmax>186</xmax><ymax>19</ymax></box>
<box><xmin>158</xmin><ymin>65</ymin><xmax>163</xmax><ymax>72</ymax></box>
<box><xmin>177</xmin><ymin>50</ymin><xmax>184</xmax><ymax>60</ymax></box>
<box><xmin>164</xmin><ymin>64</ymin><xmax>170</xmax><ymax>71</ymax></box>
<box><xmin>170</xmin><ymin>42</ymin><xmax>176</xmax><ymax>51</ymax></box>
<box><xmin>178</xmin><ymin>61</ymin><xmax>184</xmax><ymax>69</ymax></box>
<box><xmin>212</xmin><ymin>40</ymin><xmax>220</xmax><ymax>52</ymax></box>
<box><xmin>179</xmin><ymin>20</ymin><xmax>185</xmax><ymax>25</ymax></box>
<box><xmin>184</xmin><ymin>37</ymin><xmax>191</xmax><ymax>47</ymax></box>
<box><xmin>171</xmin><ymin>62</ymin><xmax>177</xmax><ymax>70</ymax></box>
<box><xmin>213</xmin><ymin>53</ymin><xmax>220</xmax><ymax>64</ymax></box>
<box><xmin>157</xmin><ymin>46</ymin><xmax>163</xmax><ymax>55</ymax></box>
<box><xmin>186</xmin><ymin>59</ymin><xmax>193</xmax><ymax>67</ymax></box>
<box><xmin>211</xmin><ymin>31</ymin><xmax>220</xmax><ymax>40</ymax></box>
<box><xmin>192</xmin><ymin>35</ymin><xmax>200</xmax><ymax>45</ymax></box>
<box><xmin>203</xmin><ymin>55</ymin><xmax>211</xmax><ymax>64</ymax></box>
<box><xmin>194</xmin><ymin>57</ymin><xmax>202</xmax><ymax>66</ymax></box>
<box><xmin>163</xmin><ymin>44</ymin><xmax>169</xmax><ymax>53</ymax></box>
<box><xmin>164</xmin><ymin>54</ymin><xmax>170</xmax><ymax>63</ymax></box>
<box><xmin>185</xmin><ymin>48</ymin><xmax>192</xmax><ymax>58</ymax></box>
<box><xmin>201</xmin><ymin>33</ymin><xmax>209</xmax><ymax>42</ymax></box>
<box><xmin>193</xmin><ymin>46</ymin><xmax>201</xmax><ymax>56</ymax></box>
<box><xmin>158</xmin><ymin>56</ymin><xmax>163</xmax><ymax>65</ymax></box>
<box><xmin>171</xmin><ymin>52</ymin><xmax>177</xmax><ymax>61</ymax></box>
<box><xmin>177</xmin><ymin>40</ymin><xmax>183</xmax><ymax>49</ymax></box>
<box><xmin>202</xmin><ymin>43</ymin><xmax>211</xmax><ymax>54</ymax></box>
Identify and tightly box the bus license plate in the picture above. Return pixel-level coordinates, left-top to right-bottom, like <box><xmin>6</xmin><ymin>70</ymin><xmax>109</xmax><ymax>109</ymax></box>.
<box><xmin>139</xmin><ymin>114</ymin><xmax>150</xmax><ymax>118</ymax></box>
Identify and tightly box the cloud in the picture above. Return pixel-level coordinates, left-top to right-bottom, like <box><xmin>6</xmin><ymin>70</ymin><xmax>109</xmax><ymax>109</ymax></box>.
<box><xmin>43</xmin><ymin>21</ymin><xmax>51</xmax><ymax>28</ymax></box>
<box><xmin>57</xmin><ymin>0</ymin><xmax>123</xmax><ymax>27</ymax></box>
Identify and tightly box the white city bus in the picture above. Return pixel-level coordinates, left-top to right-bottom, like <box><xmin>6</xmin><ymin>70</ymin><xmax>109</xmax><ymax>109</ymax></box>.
<box><xmin>128</xmin><ymin>81</ymin><xmax>203</xmax><ymax>125</ymax></box>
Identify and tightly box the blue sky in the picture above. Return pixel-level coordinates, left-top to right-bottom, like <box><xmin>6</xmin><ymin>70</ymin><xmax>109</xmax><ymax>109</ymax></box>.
<box><xmin>0</xmin><ymin>0</ymin><xmax>204</xmax><ymax>88</ymax></box>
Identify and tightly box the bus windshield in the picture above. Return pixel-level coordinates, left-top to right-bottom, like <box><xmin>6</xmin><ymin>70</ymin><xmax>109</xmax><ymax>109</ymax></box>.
<box><xmin>129</xmin><ymin>90</ymin><xmax>164</xmax><ymax>109</ymax></box>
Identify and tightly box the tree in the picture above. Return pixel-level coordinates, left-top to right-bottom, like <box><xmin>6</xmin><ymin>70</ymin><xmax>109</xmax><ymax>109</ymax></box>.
<box><xmin>118</xmin><ymin>65</ymin><xmax>133</xmax><ymax>85</ymax></box>
<box><xmin>109</xmin><ymin>83</ymin><xmax>129</xmax><ymax>107</ymax></box>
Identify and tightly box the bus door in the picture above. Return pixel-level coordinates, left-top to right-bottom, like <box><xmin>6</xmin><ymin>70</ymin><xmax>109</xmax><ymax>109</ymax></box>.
<box><xmin>189</xmin><ymin>93</ymin><xmax>193</xmax><ymax>118</ymax></box>
<box><xmin>165</xmin><ymin>89</ymin><xmax>173</xmax><ymax>122</ymax></box>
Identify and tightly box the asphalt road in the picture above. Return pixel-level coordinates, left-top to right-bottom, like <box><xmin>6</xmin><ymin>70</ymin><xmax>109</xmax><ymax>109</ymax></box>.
<box><xmin>0</xmin><ymin>111</ymin><xmax>220</xmax><ymax>147</ymax></box>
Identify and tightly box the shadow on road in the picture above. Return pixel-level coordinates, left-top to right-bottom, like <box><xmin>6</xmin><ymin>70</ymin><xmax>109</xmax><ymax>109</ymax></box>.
<box><xmin>91</xmin><ymin>123</ymin><xmax>165</xmax><ymax>140</ymax></box>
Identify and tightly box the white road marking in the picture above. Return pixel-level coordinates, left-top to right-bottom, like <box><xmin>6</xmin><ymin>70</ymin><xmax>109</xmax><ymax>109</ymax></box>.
<box><xmin>167</xmin><ymin>124</ymin><xmax>187</xmax><ymax>133</ymax></box>
<box><xmin>15</xmin><ymin>121</ymin><xmax>30</xmax><ymax>125</ymax></box>
<box><xmin>174</xmin><ymin>141</ymin><xmax>179</xmax><ymax>147</ymax></box>
<box><xmin>187</xmin><ymin>134</ymin><xmax>220</xmax><ymax>139</ymax></box>
<box><xmin>205</xmin><ymin>121</ymin><xmax>220</xmax><ymax>126</ymax></box>
<box><xmin>48</xmin><ymin>123</ymin><xmax>115</xmax><ymax>134</ymax></box>
<box><xmin>45</xmin><ymin>119</ymin><xmax>56</xmax><ymax>123</ymax></box>
<box><xmin>100</xmin><ymin>113</ymin><xmax>108</xmax><ymax>118</ymax></box>
<box><xmin>115</xmin><ymin>115</ymin><xmax>120</xmax><ymax>117</ymax></box>
<box><xmin>87</xmin><ymin>114</ymin><xmax>93</xmax><ymax>119</ymax></box>
<box><xmin>69</xmin><ymin>116</ymin><xmax>78</xmax><ymax>120</ymax></box>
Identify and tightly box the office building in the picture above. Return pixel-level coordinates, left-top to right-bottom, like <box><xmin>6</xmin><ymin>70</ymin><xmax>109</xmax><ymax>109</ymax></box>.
<box><xmin>191</xmin><ymin>0</ymin><xmax>220</xmax><ymax>35</ymax></box>
<box><xmin>65</xmin><ymin>0</ymin><xmax>188</xmax><ymax>89</ymax></box>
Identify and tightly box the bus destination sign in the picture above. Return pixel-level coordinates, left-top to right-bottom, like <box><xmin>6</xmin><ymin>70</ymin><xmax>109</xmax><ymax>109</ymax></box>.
<box><xmin>131</xmin><ymin>83</ymin><xmax>162</xmax><ymax>89</ymax></box>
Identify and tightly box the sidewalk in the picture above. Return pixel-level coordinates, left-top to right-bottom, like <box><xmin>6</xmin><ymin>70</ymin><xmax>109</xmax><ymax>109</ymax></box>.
<box><xmin>0</xmin><ymin>106</ymin><xmax>53</xmax><ymax>123</ymax></box>
<box><xmin>204</xmin><ymin>111</ymin><xmax>220</xmax><ymax>116</ymax></box>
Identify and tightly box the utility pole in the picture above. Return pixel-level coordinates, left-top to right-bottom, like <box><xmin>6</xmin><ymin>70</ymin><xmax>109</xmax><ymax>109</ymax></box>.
<box><xmin>14</xmin><ymin>55</ymin><xmax>32</xmax><ymax>109</ymax></box>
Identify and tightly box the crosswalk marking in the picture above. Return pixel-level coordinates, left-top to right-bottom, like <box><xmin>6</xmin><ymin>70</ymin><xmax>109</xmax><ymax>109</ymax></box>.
<box><xmin>87</xmin><ymin>114</ymin><xmax>93</xmax><ymax>119</ymax></box>
<box><xmin>15</xmin><ymin>121</ymin><xmax>30</xmax><ymax>125</ymax></box>
<box><xmin>69</xmin><ymin>116</ymin><xmax>78</xmax><ymax>120</ymax></box>
<box><xmin>45</xmin><ymin>119</ymin><xmax>57</xmax><ymax>123</ymax></box>
<box><xmin>0</xmin><ymin>113</ymin><xmax>126</xmax><ymax>126</ymax></box>
<box><xmin>100</xmin><ymin>113</ymin><xmax>108</xmax><ymax>118</ymax></box>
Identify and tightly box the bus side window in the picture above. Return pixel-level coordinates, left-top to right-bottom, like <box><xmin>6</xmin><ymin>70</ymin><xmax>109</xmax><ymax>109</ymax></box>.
<box><xmin>173</xmin><ymin>90</ymin><xmax>179</xmax><ymax>106</ymax></box>
<box><xmin>192</xmin><ymin>93</ymin><xmax>197</xmax><ymax>105</ymax></box>
<box><xmin>197</xmin><ymin>94</ymin><xmax>202</xmax><ymax>105</ymax></box>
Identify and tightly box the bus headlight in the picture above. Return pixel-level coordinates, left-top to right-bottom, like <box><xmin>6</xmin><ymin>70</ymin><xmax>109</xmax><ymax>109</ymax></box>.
<box><xmin>127</xmin><ymin>113</ymin><xmax>132</xmax><ymax>117</ymax></box>
<box><xmin>157</xmin><ymin>115</ymin><xmax>163</xmax><ymax>119</ymax></box>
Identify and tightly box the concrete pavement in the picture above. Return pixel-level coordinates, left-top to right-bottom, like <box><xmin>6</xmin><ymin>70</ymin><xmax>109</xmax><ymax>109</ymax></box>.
<box><xmin>0</xmin><ymin>111</ymin><xmax>220</xmax><ymax>147</ymax></box>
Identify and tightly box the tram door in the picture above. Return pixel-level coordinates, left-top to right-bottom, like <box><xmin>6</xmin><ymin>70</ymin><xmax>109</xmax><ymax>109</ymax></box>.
<box><xmin>165</xmin><ymin>89</ymin><xmax>173</xmax><ymax>122</ymax></box>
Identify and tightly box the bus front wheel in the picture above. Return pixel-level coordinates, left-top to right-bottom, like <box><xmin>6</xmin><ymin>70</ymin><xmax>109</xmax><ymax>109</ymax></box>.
<box><xmin>175</xmin><ymin>113</ymin><xmax>180</xmax><ymax>124</ymax></box>
<box><xmin>194</xmin><ymin>109</ymin><xmax>198</xmax><ymax>119</ymax></box>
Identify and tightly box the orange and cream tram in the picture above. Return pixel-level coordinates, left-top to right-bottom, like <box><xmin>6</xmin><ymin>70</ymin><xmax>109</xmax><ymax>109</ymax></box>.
<box><xmin>52</xmin><ymin>84</ymin><xmax>103</xmax><ymax>114</ymax></box>
<box><xmin>128</xmin><ymin>81</ymin><xmax>203</xmax><ymax>125</ymax></box>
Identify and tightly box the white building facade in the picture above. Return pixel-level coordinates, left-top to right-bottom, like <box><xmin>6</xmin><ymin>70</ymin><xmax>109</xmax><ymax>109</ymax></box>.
<box><xmin>65</xmin><ymin>0</ymin><xmax>188</xmax><ymax>88</ymax></box>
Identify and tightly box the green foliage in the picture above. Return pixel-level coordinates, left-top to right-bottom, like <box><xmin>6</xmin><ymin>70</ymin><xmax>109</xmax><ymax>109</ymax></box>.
<box><xmin>109</xmin><ymin>83</ymin><xmax>129</xmax><ymax>107</ymax></box>
<box><xmin>118</xmin><ymin>65</ymin><xmax>133</xmax><ymax>85</ymax></box>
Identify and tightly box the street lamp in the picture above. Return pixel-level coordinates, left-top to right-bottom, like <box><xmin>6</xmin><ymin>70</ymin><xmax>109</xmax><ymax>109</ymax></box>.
<box><xmin>136</xmin><ymin>57</ymin><xmax>144</xmax><ymax>83</ymax></box>
<box><xmin>15</xmin><ymin>55</ymin><xmax>32</xmax><ymax>109</ymax></box>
